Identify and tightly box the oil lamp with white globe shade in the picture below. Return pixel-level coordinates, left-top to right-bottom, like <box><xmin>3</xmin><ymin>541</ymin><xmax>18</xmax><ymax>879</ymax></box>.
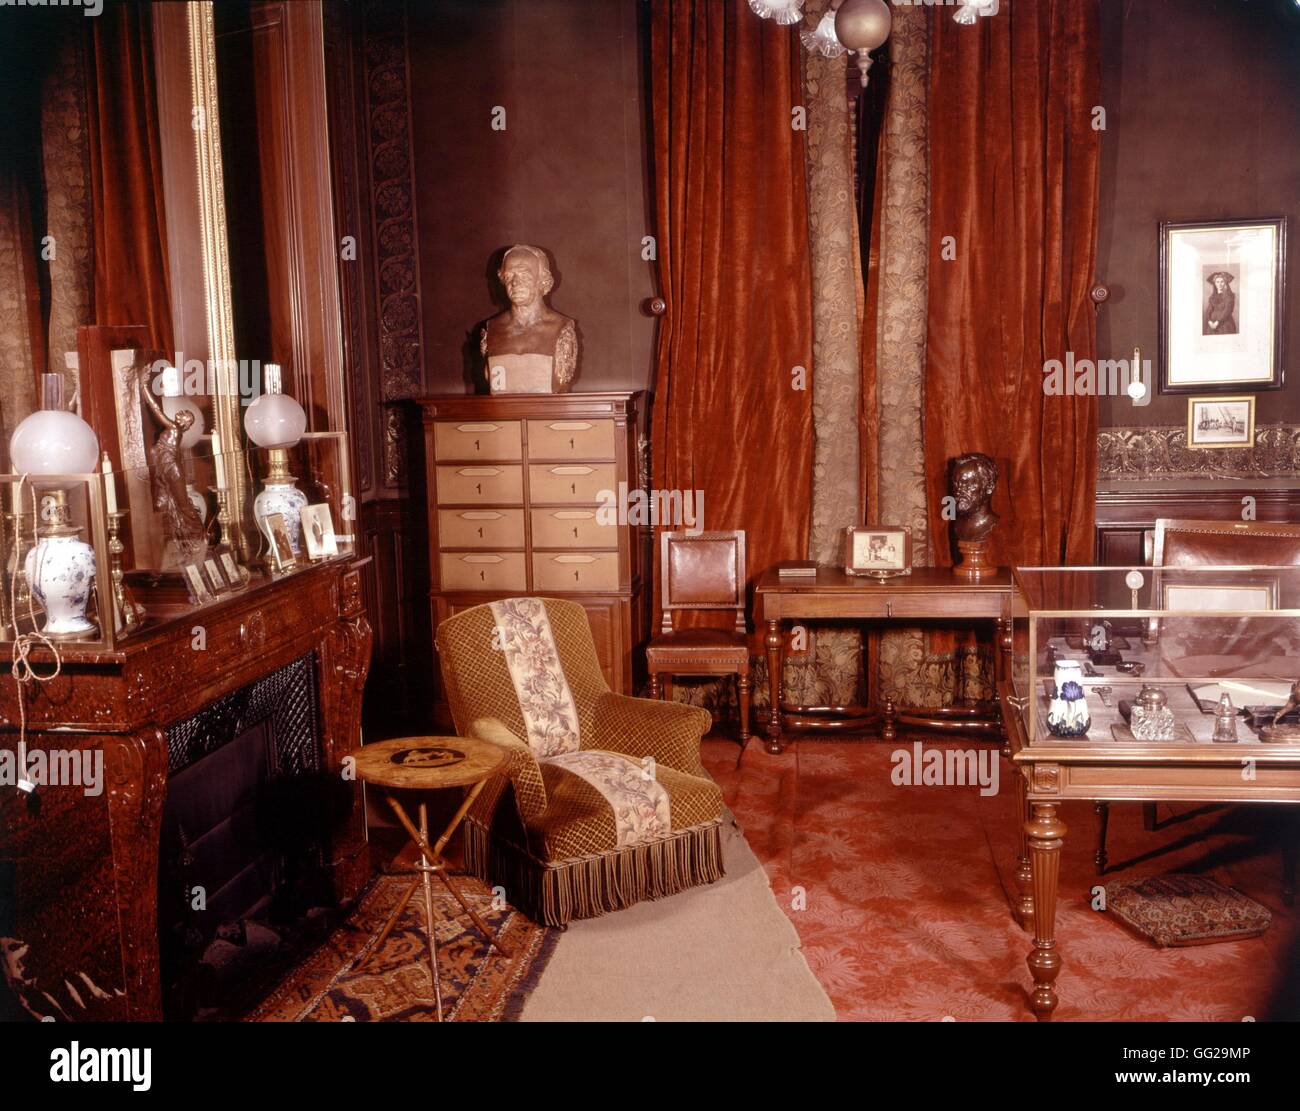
<box><xmin>243</xmin><ymin>363</ymin><xmax>308</xmax><ymax>566</ymax></box>
<box><xmin>8</xmin><ymin>373</ymin><xmax>101</xmax><ymax>639</ymax></box>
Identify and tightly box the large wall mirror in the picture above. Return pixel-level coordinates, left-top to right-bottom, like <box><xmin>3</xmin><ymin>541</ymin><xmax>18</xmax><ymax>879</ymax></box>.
<box><xmin>1</xmin><ymin>0</ymin><xmax>349</xmax><ymax>628</ymax></box>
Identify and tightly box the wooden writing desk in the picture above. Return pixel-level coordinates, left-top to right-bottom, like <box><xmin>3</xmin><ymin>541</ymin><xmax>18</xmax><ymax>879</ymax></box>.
<box><xmin>754</xmin><ymin>566</ymin><xmax>1013</xmax><ymax>754</ymax></box>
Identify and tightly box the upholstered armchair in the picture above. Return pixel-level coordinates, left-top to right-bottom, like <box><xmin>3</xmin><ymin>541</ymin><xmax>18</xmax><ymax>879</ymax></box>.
<box><xmin>435</xmin><ymin>597</ymin><xmax>724</xmax><ymax>926</ymax></box>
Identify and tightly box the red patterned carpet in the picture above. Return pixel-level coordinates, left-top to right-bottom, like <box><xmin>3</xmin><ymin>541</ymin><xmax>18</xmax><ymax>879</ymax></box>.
<box><xmin>701</xmin><ymin>736</ymin><xmax>1300</xmax><ymax>1022</ymax></box>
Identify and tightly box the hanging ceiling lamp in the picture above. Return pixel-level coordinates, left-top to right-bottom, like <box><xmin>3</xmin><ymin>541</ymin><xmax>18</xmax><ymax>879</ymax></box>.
<box><xmin>748</xmin><ymin>0</ymin><xmax>805</xmax><ymax>26</ymax></box>
<box><xmin>800</xmin><ymin>8</ymin><xmax>846</xmax><ymax>58</ymax></box>
<box><xmin>834</xmin><ymin>0</ymin><xmax>892</xmax><ymax>87</ymax></box>
<box><xmin>953</xmin><ymin>0</ymin><xmax>999</xmax><ymax>25</ymax></box>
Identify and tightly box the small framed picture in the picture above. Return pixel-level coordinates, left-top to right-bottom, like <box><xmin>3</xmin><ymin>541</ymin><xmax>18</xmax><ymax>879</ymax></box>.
<box><xmin>264</xmin><ymin>512</ymin><xmax>297</xmax><ymax>571</ymax></box>
<box><xmin>1159</xmin><ymin>217</ymin><xmax>1286</xmax><ymax>393</ymax></box>
<box><xmin>1186</xmin><ymin>395</ymin><xmax>1255</xmax><ymax>450</ymax></box>
<box><xmin>300</xmin><ymin>503</ymin><xmax>338</xmax><ymax>561</ymax></box>
<box><xmin>202</xmin><ymin>556</ymin><xmax>231</xmax><ymax>594</ymax></box>
<box><xmin>843</xmin><ymin>525</ymin><xmax>912</xmax><ymax>579</ymax></box>
<box><xmin>218</xmin><ymin>549</ymin><xmax>248</xmax><ymax>588</ymax></box>
<box><xmin>182</xmin><ymin>561</ymin><xmax>214</xmax><ymax>605</ymax></box>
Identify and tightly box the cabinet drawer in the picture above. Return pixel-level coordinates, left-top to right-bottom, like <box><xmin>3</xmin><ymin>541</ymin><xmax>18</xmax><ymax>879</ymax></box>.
<box><xmin>436</xmin><ymin>464</ymin><xmax>523</xmax><ymax>505</ymax></box>
<box><xmin>439</xmin><ymin>509</ymin><xmax>525</xmax><ymax>549</ymax></box>
<box><xmin>531</xmin><ymin>508</ymin><xmax>619</xmax><ymax>549</ymax></box>
<box><xmin>440</xmin><ymin>552</ymin><xmax>527</xmax><ymax>591</ymax></box>
<box><xmin>528</xmin><ymin>463</ymin><xmax>616</xmax><ymax>504</ymax></box>
<box><xmin>434</xmin><ymin>420</ymin><xmax>522</xmax><ymax>461</ymax></box>
<box><xmin>527</xmin><ymin>418</ymin><xmax>616</xmax><ymax>460</ymax></box>
<box><xmin>532</xmin><ymin>551</ymin><xmax>621</xmax><ymax>592</ymax></box>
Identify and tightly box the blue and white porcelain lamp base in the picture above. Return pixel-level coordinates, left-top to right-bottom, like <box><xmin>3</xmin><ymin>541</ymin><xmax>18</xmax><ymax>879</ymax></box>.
<box><xmin>24</xmin><ymin>489</ymin><xmax>97</xmax><ymax>640</ymax></box>
<box><xmin>253</xmin><ymin>447</ymin><xmax>307</xmax><ymax>568</ymax></box>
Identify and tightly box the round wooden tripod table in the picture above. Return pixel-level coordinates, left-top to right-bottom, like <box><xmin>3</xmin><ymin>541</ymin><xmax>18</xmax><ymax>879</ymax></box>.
<box><xmin>351</xmin><ymin>735</ymin><xmax>510</xmax><ymax>1021</ymax></box>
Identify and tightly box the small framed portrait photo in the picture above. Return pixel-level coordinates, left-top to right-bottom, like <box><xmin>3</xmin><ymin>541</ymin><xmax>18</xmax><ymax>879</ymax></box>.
<box><xmin>1159</xmin><ymin>217</ymin><xmax>1286</xmax><ymax>393</ymax></box>
<box><xmin>182</xmin><ymin>561</ymin><xmax>214</xmax><ymax>605</ymax></box>
<box><xmin>843</xmin><ymin>525</ymin><xmax>912</xmax><ymax>579</ymax></box>
<box><xmin>202</xmin><ymin>555</ymin><xmax>231</xmax><ymax>594</ymax></box>
<box><xmin>1186</xmin><ymin>395</ymin><xmax>1255</xmax><ymax>450</ymax></box>
<box><xmin>300</xmin><ymin>503</ymin><xmax>338</xmax><ymax>561</ymax></box>
<box><xmin>264</xmin><ymin>512</ymin><xmax>297</xmax><ymax>571</ymax></box>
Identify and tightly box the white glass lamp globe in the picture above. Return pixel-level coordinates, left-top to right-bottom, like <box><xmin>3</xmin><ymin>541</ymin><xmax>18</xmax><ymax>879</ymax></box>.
<box><xmin>10</xmin><ymin>409</ymin><xmax>101</xmax><ymax>486</ymax></box>
<box><xmin>243</xmin><ymin>391</ymin><xmax>306</xmax><ymax>449</ymax></box>
<box><xmin>162</xmin><ymin>395</ymin><xmax>207</xmax><ymax>450</ymax></box>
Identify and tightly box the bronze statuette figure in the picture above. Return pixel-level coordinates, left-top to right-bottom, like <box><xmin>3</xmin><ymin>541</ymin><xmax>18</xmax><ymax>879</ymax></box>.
<box><xmin>949</xmin><ymin>451</ymin><xmax>999</xmax><ymax>579</ymax></box>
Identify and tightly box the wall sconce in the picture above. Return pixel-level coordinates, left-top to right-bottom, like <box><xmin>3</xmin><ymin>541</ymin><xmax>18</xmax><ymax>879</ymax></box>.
<box><xmin>954</xmin><ymin>0</ymin><xmax>999</xmax><ymax>26</ymax></box>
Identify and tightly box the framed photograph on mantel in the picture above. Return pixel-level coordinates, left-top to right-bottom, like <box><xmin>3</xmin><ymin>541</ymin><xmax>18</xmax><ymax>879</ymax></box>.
<box><xmin>1159</xmin><ymin>217</ymin><xmax>1286</xmax><ymax>394</ymax></box>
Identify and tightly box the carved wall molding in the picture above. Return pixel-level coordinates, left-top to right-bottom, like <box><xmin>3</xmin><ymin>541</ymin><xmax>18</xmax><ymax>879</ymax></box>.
<box><xmin>362</xmin><ymin>0</ymin><xmax>424</xmax><ymax>494</ymax></box>
<box><xmin>1098</xmin><ymin>423</ymin><xmax>1300</xmax><ymax>482</ymax></box>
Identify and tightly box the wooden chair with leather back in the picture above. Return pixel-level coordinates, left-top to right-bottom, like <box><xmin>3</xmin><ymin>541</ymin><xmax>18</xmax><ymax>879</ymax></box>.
<box><xmin>646</xmin><ymin>530</ymin><xmax>751</xmax><ymax>744</ymax></box>
<box><xmin>1095</xmin><ymin>517</ymin><xmax>1300</xmax><ymax>903</ymax></box>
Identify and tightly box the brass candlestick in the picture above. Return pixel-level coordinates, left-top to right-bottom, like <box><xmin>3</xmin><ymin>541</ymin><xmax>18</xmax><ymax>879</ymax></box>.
<box><xmin>107</xmin><ymin>511</ymin><xmax>145</xmax><ymax>633</ymax></box>
<box><xmin>210</xmin><ymin>487</ymin><xmax>251</xmax><ymax>585</ymax></box>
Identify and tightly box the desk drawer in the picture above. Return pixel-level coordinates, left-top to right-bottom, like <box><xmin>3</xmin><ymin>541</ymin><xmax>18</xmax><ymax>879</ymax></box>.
<box><xmin>531</xmin><ymin>508</ymin><xmax>618</xmax><ymax>549</ymax></box>
<box><xmin>433</xmin><ymin>420</ymin><xmax>521</xmax><ymax>461</ymax></box>
<box><xmin>440</xmin><ymin>552</ymin><xmax>526</xmax><ymax>591</ymax></box>
<box><xmin>439</xmin><ymin>509</ymin><xmax>525</xmax><ymax>549</ymax></box>
<box><xmin>436</xmin><ymin>464</ymin><xmax>523</xmax><ymax>505</ymax></box>
<box><xmin>527</xmin><ymin>419</ymin><xmax>615</xmax><ymax>460</ymax></box>
<box><xmin>532</xmin><ymin>551</ymin><xmax>621</xmax><ymax>592</ymax></box>
<box><xmin>528</xmin><ymin>463</ymin><xmax>616</xmax><ymax>504</ymax></box>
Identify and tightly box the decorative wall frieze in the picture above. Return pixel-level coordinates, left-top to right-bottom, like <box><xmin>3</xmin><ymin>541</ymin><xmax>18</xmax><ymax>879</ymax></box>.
<box><xmin>1098</xmin><ymin>424</ymin><xmax>1300</xmax><ymax>482</ymax></box>
<box><xmin>362</xmin><ymin>0</ymin><xmax>424</xmax><ymax>490</ymax></box>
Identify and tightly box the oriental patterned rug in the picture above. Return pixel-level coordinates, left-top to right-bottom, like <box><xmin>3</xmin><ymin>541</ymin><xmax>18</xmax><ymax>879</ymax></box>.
<box><xmin>247</xmin><ymin>873</ymin><xmax>558</xmax><ymax>1022</ymax></box>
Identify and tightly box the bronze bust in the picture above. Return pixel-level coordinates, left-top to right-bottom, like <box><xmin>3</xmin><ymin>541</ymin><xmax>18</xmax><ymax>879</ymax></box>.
<box><xmin>950</xmin><ymin>452</ymin><xmax>999</xmax><ymax>543</ymax></box>
<box><xmin>479</xmin><ymin>245</ymin><xmax>577</xmax><ymax>394</ymax></box>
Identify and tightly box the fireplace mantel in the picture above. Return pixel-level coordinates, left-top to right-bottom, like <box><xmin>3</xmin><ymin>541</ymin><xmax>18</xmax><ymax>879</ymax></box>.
<box><xmin>0</xmin><ymin>558</ymin><xmax>372</xmax><ymax>1022</ymax></box>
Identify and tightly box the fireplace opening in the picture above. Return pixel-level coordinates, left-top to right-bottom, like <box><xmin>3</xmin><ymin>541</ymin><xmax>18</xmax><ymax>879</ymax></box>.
<box><xmin>157</xmin><ymin>655</ymin><xmax>352</xmax><ymax>1021</ymax></box>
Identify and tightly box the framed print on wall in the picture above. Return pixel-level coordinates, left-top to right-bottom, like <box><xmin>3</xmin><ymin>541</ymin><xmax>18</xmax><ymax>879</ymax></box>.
<box><xmin>1158</xmin><ymin>217</ymin><xmax>1286</xmax><ymax>393</ymax></box>
<box><xmin>1186</xmin><ymin>395</ymin><xmax>1255</xmax><ymax>450</ymax></box>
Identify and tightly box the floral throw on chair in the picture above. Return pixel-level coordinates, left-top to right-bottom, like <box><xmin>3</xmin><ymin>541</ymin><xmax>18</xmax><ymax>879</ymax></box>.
<box><xmin>435</xmin><ymin>597</ymin><xmax>725</xmax><ymax>926</ymax></box>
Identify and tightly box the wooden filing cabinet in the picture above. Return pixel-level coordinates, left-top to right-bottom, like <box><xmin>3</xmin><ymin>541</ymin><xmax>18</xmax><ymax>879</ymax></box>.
<box><xmin>418</xmin><ymin>392</ymin><xmax>648</xmax><ymax>694</ymax></box>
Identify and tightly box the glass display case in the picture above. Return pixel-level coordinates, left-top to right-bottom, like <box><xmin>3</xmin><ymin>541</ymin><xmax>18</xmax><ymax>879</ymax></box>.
<box><xmin>0</xmin><ymin>432</ymin><xmax>355</xmax><ymax>653</ymax></box>
<box><xmin>1010</xmin><ymin>565</ymin><xmax>1300</xmax><ymax>749</ymax></box>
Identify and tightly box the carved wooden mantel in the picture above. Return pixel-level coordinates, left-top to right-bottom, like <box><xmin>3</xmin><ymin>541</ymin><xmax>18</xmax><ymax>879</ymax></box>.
<box><xmin>0</xmin><ymin>558</ymin><xmax>372</xmax><ymax>1022</ymax></box>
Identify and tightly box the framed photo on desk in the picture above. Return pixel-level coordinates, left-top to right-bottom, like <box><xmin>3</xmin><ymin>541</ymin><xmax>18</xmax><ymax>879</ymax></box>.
<box><xmin>843</xmin><ymin>525</ymin><xmax>911</xmax><ymax>579</ymax></box>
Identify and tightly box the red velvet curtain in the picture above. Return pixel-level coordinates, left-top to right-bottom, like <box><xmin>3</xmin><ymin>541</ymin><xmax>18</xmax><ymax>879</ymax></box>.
<box><xmin>923</xmin><ymin>0</ymin><xmax>1100</xmax><ymax>568</ymax></box>
<box><xmin>86</xmin><ymin>0</ymin><xmax>174</xmax><ymax>353</ymax></box>
<box><xmin>649</xmin><ymin>0</ymin><xmax>814</xmax><ymax>628</ymax></box>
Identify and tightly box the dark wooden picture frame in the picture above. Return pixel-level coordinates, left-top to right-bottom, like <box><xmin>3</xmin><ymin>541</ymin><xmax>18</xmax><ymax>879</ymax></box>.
<box><xmin>1158</xmin><ymin>216</ymin><xmax>1286</xmax><ymax>395</ymax></box>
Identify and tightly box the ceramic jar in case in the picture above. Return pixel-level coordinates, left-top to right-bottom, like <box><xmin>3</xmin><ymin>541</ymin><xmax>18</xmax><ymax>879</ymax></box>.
<box><xmin>25</xmin><ymin>532</ymin><xmax>97</xmax><ymax>638</ymax></box>
<box><xmin>1046</xmin><ymin>660</ymin><xmax>1090</xmax><ymax>737</ymax></box>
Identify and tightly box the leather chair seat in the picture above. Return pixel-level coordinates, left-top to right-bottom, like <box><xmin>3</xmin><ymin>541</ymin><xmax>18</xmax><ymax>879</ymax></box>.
<box><xmin>648</xmin><ymin>627</ymin><xmax>748</xmax><ymax>654</ymax></box>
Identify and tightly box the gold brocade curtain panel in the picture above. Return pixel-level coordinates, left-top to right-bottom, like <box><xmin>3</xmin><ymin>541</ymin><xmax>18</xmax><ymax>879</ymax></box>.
<box><xmin>648</xmin><ymin>0</ymin><xmax>815</xmax><ymax>631</ymax></box>
<box><xmin>923</xmin><ymin>0</ymin><xmax>1100</xmax><ymax>569</ymax></box>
